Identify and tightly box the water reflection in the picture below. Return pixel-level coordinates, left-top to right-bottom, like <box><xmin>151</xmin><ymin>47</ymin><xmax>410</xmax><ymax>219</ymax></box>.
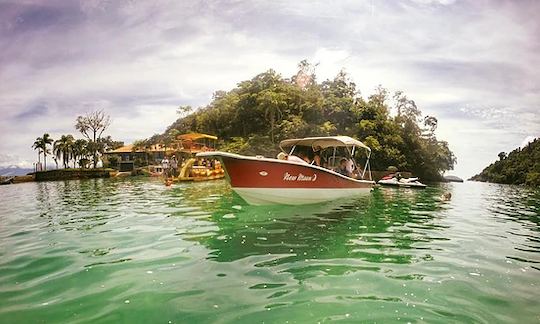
<box><xmin>180</xmin><ymin>185</ymin><xmax>451</xmax><ymax>282</ymax></box>
<box><xmin>35</xmin><ymin>179</ymin><xmax>127</xmax><ymax>232</ymax></box>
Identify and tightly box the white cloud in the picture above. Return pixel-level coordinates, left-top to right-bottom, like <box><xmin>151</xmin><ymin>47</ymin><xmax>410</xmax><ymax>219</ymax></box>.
<box><xmin>0</xmin><ymin>153</ymin><xmax>33</xmax><ymax>168</ymax></box>
<box><xmin>0</xmin><ymin>0</ymin><xmax>539</xmax><ymax>177</ymax></box>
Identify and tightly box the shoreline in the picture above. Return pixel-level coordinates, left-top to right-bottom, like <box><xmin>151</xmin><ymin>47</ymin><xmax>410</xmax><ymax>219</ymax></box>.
<box><xmin>1</xmin><ymin>168</ymin><xmax>116</xmax><ymax>185</ymax></box>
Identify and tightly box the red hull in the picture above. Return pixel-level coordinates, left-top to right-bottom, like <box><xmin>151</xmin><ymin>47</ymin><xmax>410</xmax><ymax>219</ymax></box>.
<box><xmin>197</xmin><ymin>152</ymin><xmax>374</xmax><ymax>205</ymax></box>
<box><xmin>221</xmin><ymin>156</ymin><xmax>372</xmax><ymax>189</ymax></box>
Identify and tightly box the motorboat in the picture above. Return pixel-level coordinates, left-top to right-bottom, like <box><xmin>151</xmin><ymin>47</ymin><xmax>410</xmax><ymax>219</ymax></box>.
<box><xmin>176</xmin><ymin>157</ymin><xmax>225</xmax><ymax>182</ymax></box>
<box><xmin>197</xmin><ymin>136</ymin><xmax>375</xmax><ymax>205</ymax></box>
<box><xmin>0</xmin><ymin>176</ymin><xmax>14</xmax><ymax>185</ymax></box>
<box><xmin>378</xmin><ymin>175</ymin><xmax>427</xmax><ymax>188</ymax></box>
<box><xmin>174</xmin><ymin>133</ymin><xmax>225</xmax><ymax>182</ymax></box>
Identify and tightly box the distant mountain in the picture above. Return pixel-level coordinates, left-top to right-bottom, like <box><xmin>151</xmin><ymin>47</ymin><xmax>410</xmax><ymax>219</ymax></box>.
<box><xmin>0</xmin><ymin>165</ymin><xmax>33</xmax><ymax>176</ymax></box>
<box><xmin>470</xmin><ymin>138</ymin><xmax>540</xmax><ymax>186</ymax></box>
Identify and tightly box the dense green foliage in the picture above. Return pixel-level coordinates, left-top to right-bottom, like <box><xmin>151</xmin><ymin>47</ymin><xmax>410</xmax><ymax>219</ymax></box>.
<box><xmin>470</xmin><ymin>139</ymin><xmax>540</xmax><ymax>186</ymax></box>
<box><xmin>150</xmin><ymin>62</ymin><xmax>456</xmax><ymax>180</ymax></box>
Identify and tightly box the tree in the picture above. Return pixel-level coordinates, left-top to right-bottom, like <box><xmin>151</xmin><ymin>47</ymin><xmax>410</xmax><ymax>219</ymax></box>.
<box><xmin>160</xmin><ymin>129</ymin><xmax>181</xmax><ymax>158</ymax></box>
<box><xmin>98</xmin><ymin>135</ymin><xmax>123</xmax><ymax>152</ymax></box>
<box><xmin>321</xmin><ymin>70</ymin><xmax>360</xmax><ymax>134</ymax></box>
<box><xmin>33</xmin><ymin>134</ymin><xmax>53</xmax><ymax>171</ymax></box>
<box><xmin>471</xmin><ymin>139</ymin><xmax>539</xmax><ymax>186</ymax></box>
<box><xmin>177</xmin><ymin>105</ymin><xmax>193</xmax><ymax>117</ymax></box>
<box><xmin>75</xmin><ymin>109</ymin><xmax>111</xmax><ymax>168</ymax></box>
<box><xmin>393</xmin><ymin>91</ymin><xmax>420</xmax><ymax>122</ymax></box>
<box><xmin>53</xmin><ymin>135</ymin><xmax>75</xmax><ymax>168</ymax></box>
<box><xmin>293</xmin><ymin>59</ymin><xmax>318</xmax><ymax>89</ymax></box>
<box><xmin>257</xmin><ymin>88</ymin><xmax>287</xmax><ymax>143</ymax></box>
<box><xmin>72</xmin><ymin>139</ymin><xmax>88</xmax><ymax>168</ymax></box>
<box><xmin>423</xmin><ymin>116</ymin><xmax>438</xmax><ymax>134</ymax></box>
<box><xmin>32</xmin><ymin>139</ymin><xmax>43</xmax><ymax>167</ymax></box>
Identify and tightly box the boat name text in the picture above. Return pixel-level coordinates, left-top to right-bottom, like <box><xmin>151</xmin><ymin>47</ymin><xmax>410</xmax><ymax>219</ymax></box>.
<box><xmin>283</xmin><ymin>172</ymin><xmax>317</xmax><ymax>182</ymax></box>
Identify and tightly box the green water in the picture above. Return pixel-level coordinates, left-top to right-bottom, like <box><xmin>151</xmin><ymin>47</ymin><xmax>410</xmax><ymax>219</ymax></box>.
<box><xmin>0</xmin><ymin>178</ymin><xmax>538</xmax><ymax>323</ymax></box>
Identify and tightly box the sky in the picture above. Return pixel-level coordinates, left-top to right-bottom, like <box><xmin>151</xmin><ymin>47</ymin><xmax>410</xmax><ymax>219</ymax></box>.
<box><xmin>0</xmin><ymin>0</ymin><xmax>538</xmax><ymax>178</ymax></box>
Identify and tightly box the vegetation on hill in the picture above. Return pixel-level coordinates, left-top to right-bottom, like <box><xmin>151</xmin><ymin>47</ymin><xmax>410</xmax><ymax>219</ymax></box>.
<box><xmin>141</xmin><ymin>61</ymin><xmax>456</xmax><ymax>180</ymax></box>
<box><xmin>470</xmin><ymin>138</ymin><xmax>540</xmax><ymax>186</ymax></box>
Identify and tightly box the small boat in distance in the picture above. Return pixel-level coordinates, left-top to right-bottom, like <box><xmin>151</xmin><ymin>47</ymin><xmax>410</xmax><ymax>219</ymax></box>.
<box><xmin>378</xmin><ymin>174</ymin><xmax>427</xmax><ymax>188</ymax></box>
<box><xmin>197</xmin><ymin>136</ymin><xmax>375</xmax><ymax>205</ymax></box>
<box><xmin>174</xmin><ymin>133</ymin><xmax>225</xmax><ymax>182</ymax></box>
<box><xmin>0</xmin><ymin>176</ymin><xmax>15</xmax><ymax>185</ymax></box>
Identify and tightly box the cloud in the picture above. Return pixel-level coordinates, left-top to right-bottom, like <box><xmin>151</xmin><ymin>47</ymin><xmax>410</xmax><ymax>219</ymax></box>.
<box><xmin>0</xmin><ymin>153</ymin><xmax>34</xmax><ymax>168</ymax></box>
<box><xmin>14</xmin><ymin>103</ymin><xmax>49</xmax><ymax>120</ymax></box>
<box><xmin>0</xmin><ymin>0</ymin><xmax>539</xmax><ymax>178</ymax></box>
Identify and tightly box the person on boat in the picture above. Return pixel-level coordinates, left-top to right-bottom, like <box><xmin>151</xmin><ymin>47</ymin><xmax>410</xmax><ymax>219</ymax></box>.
<box><xmin>161</xmin><ymin>156</ymin><xmax>170</xmax><ymax>178</ymax></box>
<box><xmin>298</xmin><ymin>151</ymin><xmax>311</xmax><ymax>164</ymax></box>
<box><xmin>170</xmin><ymin>155</ymin><xmax>178</xmax><ymax>177</ymax></box>
<box><xmin>277</xmin><ymin>152</ymin><xmax>308</xmax><ymax>164</ymax></box>
<box><xmin>337</xmin><ymin>158</ymin><xmax>351</xmax><ymax>177</ymax></box>
<box><xmin>345</xmin><ymin>158</ymin><xmax>355</xmax><ymax>175</ymax></box>
<box><xmin>312</xmin><ymin>146</ymin><xmax>323</xmax><ymax>166</ymax></box>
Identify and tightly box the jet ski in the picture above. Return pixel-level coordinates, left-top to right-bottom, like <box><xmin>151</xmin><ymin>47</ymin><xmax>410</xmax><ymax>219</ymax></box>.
<box><xmin>378</xmin><ymin>174</ymin><xmax>427</xmax><ymax>188</ymax></box>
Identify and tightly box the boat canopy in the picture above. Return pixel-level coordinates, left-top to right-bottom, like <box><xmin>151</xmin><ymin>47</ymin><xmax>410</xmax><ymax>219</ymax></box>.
<box><xmin>279</xmin><ymin>136</ymin><xmax>371</xmax><ymax>152</ymax></box>
<box><xmin>177</xmin><ymin>133</ymin><xmax>218</xmax><ymax>141</ymax></box>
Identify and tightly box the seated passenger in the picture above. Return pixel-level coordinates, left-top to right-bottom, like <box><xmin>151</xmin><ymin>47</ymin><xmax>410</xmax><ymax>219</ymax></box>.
<box><xmin>345</xmin><ymin>158</ymin><xmax>355</xmax><ymax>175</ymax></box>
<box><xmin>297</xmin><ymin>151</ymin><xmax>311</xmax><ymax>164</ymax></box>
<box><xmin>337</xmin><ymin>158</ymin><xmax>351</xmax><ymax>177</ymax></box>
<box><xmin>277</xmin><ymin>152</ymin><xmax>287</xmax><ymax>160</ymax></box>
<box><xmin>312</xmin><ymin>146</ymin><xmax>322</xmax><ymax>166</ymax></box>
<box><xmin>276</xmin><ymin>152</ymin><xmax>308</xmax><ymax>164</ymax></box>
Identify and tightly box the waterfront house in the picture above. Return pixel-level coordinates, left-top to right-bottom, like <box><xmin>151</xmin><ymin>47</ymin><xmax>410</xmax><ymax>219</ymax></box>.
<box><xmin>103</xmin><ymin>133</ymin><xmax>218</xmax><ymax>171</ymax></box>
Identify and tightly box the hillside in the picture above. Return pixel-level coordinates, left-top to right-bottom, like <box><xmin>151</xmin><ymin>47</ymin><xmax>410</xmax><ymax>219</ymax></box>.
<box><xmin>145</xmin><ymin>62</ymin><xmax>456</xmax><ymax>181</ymax></box>
<box><xmin>470</xmin><ymin>138</ymin><xmax>540</xmax><ymax>186</ymax></box>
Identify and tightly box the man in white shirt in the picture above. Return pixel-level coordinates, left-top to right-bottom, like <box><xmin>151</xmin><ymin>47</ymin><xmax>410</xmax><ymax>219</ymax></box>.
<box><xmin>161</xmin><ymin>156</ymin><xmax>170</xmax><ymax>177</ymax></box>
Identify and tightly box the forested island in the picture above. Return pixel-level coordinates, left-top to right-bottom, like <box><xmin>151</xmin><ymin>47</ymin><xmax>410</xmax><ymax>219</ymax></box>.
<box><xmin>470</xmin><ymin>138</ymin><xmax>540</xmax><ymax>186</ymax></box>
<box><xmin>139</xmin><ymin>61</ymin><xmax>456</xmax><ymax>181</ymax></box>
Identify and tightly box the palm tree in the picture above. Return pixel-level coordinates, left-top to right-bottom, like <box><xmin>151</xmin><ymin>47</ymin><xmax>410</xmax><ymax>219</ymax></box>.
<box><xmin>32</xmin><ymin>139</ymin><xmax>43</xmax><ymax>171</ymax></box>
<box><xmin>72</xmin><ymin>139</ymin><xmax>88</xmax><ymax>168</ymax></box>
<box><xmin>33</xmin><ymin>134</ymin><xmax>54</xmax><ymax>171</ymax></box>
<box><xmin>53</xmin><ymin>135</ymin><xmax>75</xmax><ymax>168</ymax></box>
<box><xmin>41</xmin><ymin>133</ymin><xmax>54</xmax><ymax>171</ymax></box>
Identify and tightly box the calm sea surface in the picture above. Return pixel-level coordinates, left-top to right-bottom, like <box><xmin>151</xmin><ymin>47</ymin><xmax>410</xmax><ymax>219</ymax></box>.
<box><xmin>0</xmin><ymin>178</ymin><xmax>538</xmax><ymax>323</ymax></box>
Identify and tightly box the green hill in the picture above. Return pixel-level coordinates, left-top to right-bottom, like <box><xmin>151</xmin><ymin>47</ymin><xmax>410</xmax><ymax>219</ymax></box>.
<box><xmin>147</xmin><ymin>61</ymin><xmax>456</xmax><ymax>181</ymax></box>
<box><xmin>470</xmin><ymin>138</ymin><xmax>540</xmax><ymax>186</ymax></box>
